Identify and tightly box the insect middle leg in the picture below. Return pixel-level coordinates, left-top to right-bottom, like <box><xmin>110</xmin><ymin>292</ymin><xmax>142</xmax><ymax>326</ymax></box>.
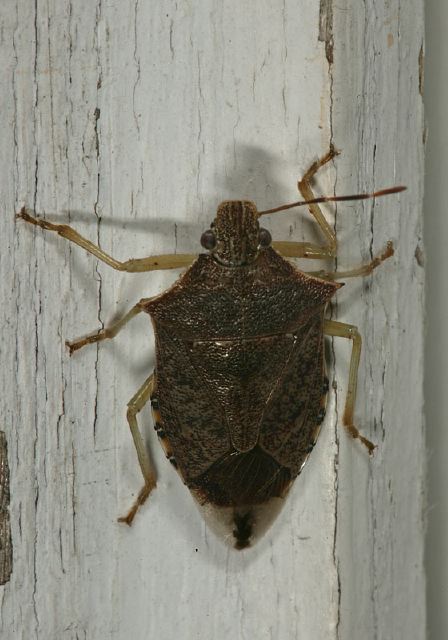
<box><xmin>118</xmin><ymin>373</ymin><xmax>157</xmax><ymax>526</ymax></box>
<box><xmin>323</xmin><ymin>319</ymin><xmax>375</xmax><ymax>454</ymax></box>
<box><xmin>66</xmin><ymin>301</ymin><xmax>151</xmax><ymax>355</ymax></box>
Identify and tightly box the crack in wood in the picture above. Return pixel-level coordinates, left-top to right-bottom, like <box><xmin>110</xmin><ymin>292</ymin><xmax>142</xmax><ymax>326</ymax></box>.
<box><xmin>0</xmin><ymin>431</ymin><xmax>12</xmax><ymax>585</ymax></box>
<box><xmin>418</xmin><ymin>42</ymin><xmax>424</xmax><ymax>96</ymax></box>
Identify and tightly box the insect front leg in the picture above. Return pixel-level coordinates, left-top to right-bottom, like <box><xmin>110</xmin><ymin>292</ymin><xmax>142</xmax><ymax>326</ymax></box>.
<box><xmin>271</xmin><ymin>147</ymin><xmax>341</xmax><ymax>261</ymax></box>
<box><xmin>16</xmin><ymin>208</ymin><xmax>196</xmax><ymax>272</ymax></box>
<box><xmin>118</xmin><ymin>373</ymin><xmax>157</xmax><ymax>526</ymax></box>
<box><xmin>297</xmin><ymin>146</ymin><xmax>340</xmax><ymax>258</ymax></box>
<box><xmin>323</xmin><ymin>319</ymin><xmax>375</xmax><ymax>454</ymax></box>
<box><xmin>306</xmin><ymin>242</ymin><xmax>394</xmax><ymax>280</ymax></box>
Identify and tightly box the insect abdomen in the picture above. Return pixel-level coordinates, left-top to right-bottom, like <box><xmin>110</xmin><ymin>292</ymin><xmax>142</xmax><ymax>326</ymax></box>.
<box><xmin>189</xmin><ymin>445</ymin><xmax>291</xmax><ymax>507</ymax></box>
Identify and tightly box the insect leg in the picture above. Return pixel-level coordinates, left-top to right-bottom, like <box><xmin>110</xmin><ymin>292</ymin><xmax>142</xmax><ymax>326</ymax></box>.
<box><xmin>297</xmin><ymin>146</ymin><xmax>340</xmax><ymax>257</ymax></box>
<box><xmin>16</xmin><ymin>208</ymin><xmax>196</xmax><ymax>272</ymax></box>
<box><xmin>65</xmin><ymin>304</ymin><xmax>143</xmax><ymax>355</ymax></box>
<box><xmin>306</xmin><ymin>242</ymin><xmax>394</xmax><ymax>280</ymax></box>
<box><xmin>272</xmin><ymin>240</ymin><xmax>338</xmax><ymax>260</ymax></box>
<box><xmin>66</xmin><ymin>302</ymin><xmax>150</xmax><ymax>355</ymax></box>
<box><xmin>118</xmin><ymin>373</ymin><xmax>157</xmax><ymax>526</ymax></box>
<box><xmin>323</xmin><ymin>319</ymin><xmax>375</xmax><ymax>454</ymax></box>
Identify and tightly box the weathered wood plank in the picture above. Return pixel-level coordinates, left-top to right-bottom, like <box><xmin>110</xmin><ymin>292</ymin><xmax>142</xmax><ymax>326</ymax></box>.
<box><xmin>0</xmin><ymin>432</ymin><xmax>12</xmax><ymax>586</ymax></box>
<box><xmin>0</xmin><ymin>1</ymin><xmax>424</xmax><ymax>638</ymax></box>
<box><xmin>331</xmin><ymin>2</ymin><xmax>425</xmax><ymax>637</ymax></box>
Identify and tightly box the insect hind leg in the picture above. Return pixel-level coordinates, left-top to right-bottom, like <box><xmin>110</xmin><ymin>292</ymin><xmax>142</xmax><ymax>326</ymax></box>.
<box><xmin>118</xmin><ymin>373</ymin><xmax>157</xmax><ymax>525</ymax></box>
<box><xmin>324</xmin><ymin>319</ymin><xmax>375</xmax><ymax>454</ymax></box>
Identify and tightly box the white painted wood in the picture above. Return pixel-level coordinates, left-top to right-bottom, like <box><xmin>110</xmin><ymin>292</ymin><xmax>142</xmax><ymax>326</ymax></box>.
<box><xmin>425</xmin><ymin>2</ymin><xmax>448</xmax><ymax>638</ymax></box>
<box><xmin>0</xmin><ymin>1</ymin><xmax>424</xmax><ymax>638</ymax></box>
<box><xmin>331</xmin><ymin>3</ymin><xmax>426</xmax><ymax>638</ymax></box>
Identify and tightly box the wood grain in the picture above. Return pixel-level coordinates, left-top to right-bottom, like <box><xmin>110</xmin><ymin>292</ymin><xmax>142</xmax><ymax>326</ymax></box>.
<box><xmin>0</xmin><ymin>1</ymin><xmax>424</xmax><ymax>638</ymax></box>
<box><xmin>0</xmin><ymin>432</ymin><xmax>12</xmax><ymax>586</ymax></box>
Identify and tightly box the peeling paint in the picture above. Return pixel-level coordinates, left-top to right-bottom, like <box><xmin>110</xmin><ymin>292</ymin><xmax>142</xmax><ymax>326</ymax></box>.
<box><xmin>0</xmin><ymin>431</ymin><xmax>12</xmax><ymax>585</ymax></box>
<box><xmin>415</xmin><ymin>244</ymin><xmax>425</xmax><ymax>267</ymax></box>
<box><xmin>319</xmin><ymin>0</ymin><xmax>334</xmax><ymax>65</ymax></box>
<box><xmin>418</xmin><ymin>42</ymin><xmax>424</xmax><ymax>96</ymax></box>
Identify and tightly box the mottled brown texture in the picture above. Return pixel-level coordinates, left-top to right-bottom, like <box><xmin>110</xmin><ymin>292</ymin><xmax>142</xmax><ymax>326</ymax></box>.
<box><xmin>144</xmin><ymin>249</ymin><xmax>339</xmax><ymax>339</ymax></box>
<box><xmin>210</xmin><ymin>200</ymin><xmax>260</xmax><ymax>266</ymax></box>
<box><xmin>190</xmin><ymin>446</ymin><xmax>292</xmax><ymax>507</ymax></box>
<box><xmin>143</xmin><ymin>231</ymin><xmax>340</xmax><ymax>509</ymax></box>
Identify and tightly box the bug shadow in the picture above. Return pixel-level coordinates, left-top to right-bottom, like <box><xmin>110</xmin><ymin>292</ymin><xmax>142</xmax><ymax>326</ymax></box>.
<box><xmin>219</xmin><ymin>144</ymin><xmax>291</xmax><ymax>205</ymax></box>
<box><xmin>217</xmin><ymin>144</ymin><xmax>325</xmax><ymax>247</ymax></box>
<box><xmin>21</xmin><ymin>142</ymin><xmax>328</xmax><ymax>256</ymax></box>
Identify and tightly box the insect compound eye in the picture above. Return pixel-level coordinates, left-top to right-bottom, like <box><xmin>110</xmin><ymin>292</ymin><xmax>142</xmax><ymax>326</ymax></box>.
<box><xmin>200</xmin><ymin>229</ymin><xmax>217</xmax><ymax>251</ymax></box>
<box><xmin>258</xmin><ymin>228</ymin><xmax>272</xmax><ymax>248</ymax></box>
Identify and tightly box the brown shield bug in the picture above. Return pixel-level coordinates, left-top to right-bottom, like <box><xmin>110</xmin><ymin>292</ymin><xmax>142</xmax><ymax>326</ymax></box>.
<box><xmin>17</xmin><ymin>147</ymin><xmax>405</xmax><ymax>549</ymax></box>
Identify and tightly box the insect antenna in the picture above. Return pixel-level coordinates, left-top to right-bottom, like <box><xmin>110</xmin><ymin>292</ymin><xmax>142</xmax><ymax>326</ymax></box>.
<box><xmin>258</xmin><ymin>185</ymin><xmax>406</xmax><ymax>216</ymax></box>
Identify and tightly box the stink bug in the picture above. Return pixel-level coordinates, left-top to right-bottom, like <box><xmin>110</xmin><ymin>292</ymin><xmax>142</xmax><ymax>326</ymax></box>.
<box><xmin>17</xmin><ymin>148</ymin><xmax>405</xmax><ymax>549</ymax></box>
